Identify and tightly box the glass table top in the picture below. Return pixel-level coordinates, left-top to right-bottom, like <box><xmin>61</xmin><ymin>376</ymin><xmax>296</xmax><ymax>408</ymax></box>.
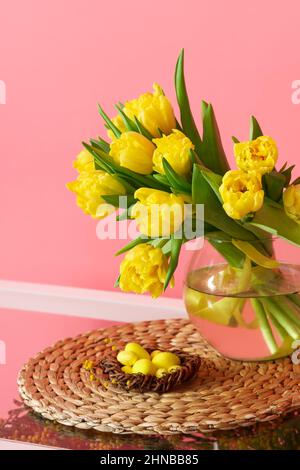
<box><xmin>1</xmin><ymin>401</ymin><xmax>300</xmax><ymax>450</ymax></box>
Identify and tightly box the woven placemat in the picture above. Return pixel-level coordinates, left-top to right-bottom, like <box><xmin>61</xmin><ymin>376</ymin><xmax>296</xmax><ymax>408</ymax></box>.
<box><xmin>18</xmin><ymin>319</ymin><xmax>300</xmax><ymax>435</ymax></box>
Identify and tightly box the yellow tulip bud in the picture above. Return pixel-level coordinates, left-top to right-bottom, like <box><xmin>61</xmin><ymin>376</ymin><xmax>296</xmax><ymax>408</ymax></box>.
<box><xmin>119</xmin><ymin>244</ymin><xmax>173</xmax><ymax>298</ymax></box>
<box><xmin>153</xmin><ymin>130</ymin><xmax>194</xmax><ymax>177</ymax></box>
<box><xmin>152</xmin><ymin>352</ymin><xmax>180</xmax><ymax>369</ymax></box>
<box><xmin>109</xmin><ymin>131</ymin><xmax>155</xmax><ymax>175</ymax></box>
<box><xmin>132</xmin><ymin>359</ymin><xmax>156</xmax><ymax>375</ymax></box>
<box><xmin>283</xmin><ymin>184</ymin><xmax>300</xmax><ymax>224</ymax></box>
<box><xmin>66</xmin><ymin>170</ymin><xmax>126</xmax><ymax>219</ymax></box>
<box><xmin>234</xmin><ymin>136</ymin><xmax>278</xmax><ymax>175</ymax></box>
<box><xmin>125</xmin><ymin>343</ymin><xmax>150</xmax><ymax>360</ymax></box>
<box><xmin>117</xmin><ymin>350</ymin><xmax>138</xmax><ymax>366</ymax></box>
<box><xmin>73</xmin><ymin>149</ymin><xmax>95</xmax><ymax>173</ymax></box>
<box><xmin>108</xmin><ymin>84</ymin><xmax>176</xmax><ymax>139</ymax></box>
<box><xmin>219</xmin><ymin>169</ymin><xmax>264</xmax><ymax>220</ymax></box>
<box><xmin>121</xmin><ymin>365</ymin><xmax>133</xmax><ymax>374</ymax></box>
<box><xmin>131</xmin><ymin>188</ymin><xmax>185</xmax><ymax>237</ymax></box>
<box><xmin>155</xmin><ymin>368</ymin><xmax>167</xmax><ymax>378</ymax></box>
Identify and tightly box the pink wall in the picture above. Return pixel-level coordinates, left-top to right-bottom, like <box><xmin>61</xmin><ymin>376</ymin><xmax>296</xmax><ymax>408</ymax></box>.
<box><xmin>1</xmin><ymin>0</ymin><xmax>300</xmax><ymax>298</ymax></box>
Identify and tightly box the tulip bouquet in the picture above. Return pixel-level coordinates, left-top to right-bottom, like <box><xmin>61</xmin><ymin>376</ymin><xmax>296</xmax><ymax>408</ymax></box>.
<box><xmin>68</xmin><ymin>50</ymin><xmax>300</xmax><ymax>359</ymax></box>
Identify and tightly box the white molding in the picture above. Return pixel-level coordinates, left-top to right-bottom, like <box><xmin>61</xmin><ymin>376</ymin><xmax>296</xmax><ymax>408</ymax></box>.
<box><xmin>0</xmin><ymin>280</ymin><xmax>185</xmax><ymax>322</ymax></box>
<box><xmin>0</xmin><ymin>438</ymin><xmax>60</xmax><ymax>450</ymax></box>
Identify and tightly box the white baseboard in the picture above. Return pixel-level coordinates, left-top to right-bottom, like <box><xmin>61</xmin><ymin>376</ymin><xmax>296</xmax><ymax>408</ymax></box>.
<box><xmin>0</xmin><ymin>280</ymin><xmax>185</xmax><ymax>322</ymax></box>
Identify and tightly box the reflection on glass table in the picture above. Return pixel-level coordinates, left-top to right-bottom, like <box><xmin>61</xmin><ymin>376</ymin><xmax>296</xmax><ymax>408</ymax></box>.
<box><xmin>1</xmin><ymin>400</ymin><xmax>300</xmax><ymax>450</ymax></box>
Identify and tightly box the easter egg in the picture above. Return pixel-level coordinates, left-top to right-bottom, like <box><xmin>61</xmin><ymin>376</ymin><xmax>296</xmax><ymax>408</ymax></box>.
<box><xmin>152</xmin><ymin>352</ymin><xmax>180</xmax><ymax>369</ymax></box>
<box><xmin>125</xmin><ymin>342</ymin><xmax>150</xmax><ymax>360</ymax></box>
<box><xmin>121</xmin><ymin>365</ymin><xmax>132</xmax><ymax>374</ymax></box>
<box><xmin>168</xmin><ymin>365</ymin><xmax>182</xmax><ymax>373</ymax></box>
<box><xmin>132</xmin><ymin>359</ymin><xmax>156</xmax><ymax>375</ymax></box>
<box><xmin>155</xmin><ymin>368</ymin><xmax>167</xmax><ymax>378</ymax></box>
<box><xmin>117</xmin><ymin>350</ymin><xmax>137</xmax><ymax>366</ymax></box>
<box><xmin>150</xmin><ymin>350</ymin><xmax>161</xmax><ymax>359</ymax></box>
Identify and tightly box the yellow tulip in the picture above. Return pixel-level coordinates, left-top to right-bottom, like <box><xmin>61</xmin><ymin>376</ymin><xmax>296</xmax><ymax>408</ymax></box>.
<box><xmin>66</xmin><ymin>170</ymin><xmax>126</xmax><ymax>219</ymax></box>
<box><xmin>219</xmin><ymin>169</ymin><xmax>264</xmax><ymax>220</ymax></box>
<box><xmin>152</xmin><ymin>129</ymin><xmax>194</xmax><ymax>177</ymax></box>
<box><xmin>283</xmin><ymin>184</ymin><xmax>300</xmax><ymax>224</ymax></box>
<box><xmin>131</xmin><ymin>188</ymin><xmax>185</xmax><ymax>237</ymax></box>
<box><xmin>107</xmin><ymin>83</ymin><xmax>176</xmax><ymax>140</ymax></box>
<box><xmin>109</xmin><ymin>131</ymin><xmax>155</xmax><ymax>175</ymax></box>
<box><xmin>234</xmin><ymin>136</ymin><xmax>278</xmax><ymax>175</ymax></box>
<box><xmin>119</xmin><ymin>244</ymin><xmax>173</xmax><ymax>298</ymax></box>
<box><xmin>73</xmin><ymin>149</ymin><xmax>95</xmax><ymax>173</ymax></box>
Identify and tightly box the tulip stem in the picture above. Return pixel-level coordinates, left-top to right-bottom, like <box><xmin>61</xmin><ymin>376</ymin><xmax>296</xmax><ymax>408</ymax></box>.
<box><xmin>288</xmin><ymin>293</ymin><xmax>300</xmax><ymax>309</ymax></box>
<box><xmin>261</xmin><ymin>297</ymin><xmax>300</xmax><ymax>340</ymax></box>
<box><xmin>251</xmin><ymin>299</ymin><xmax>278</xmax><ymax>354</ymax></box>
<box><xmin>273</xmin><ymin>296</ymin><xmax>300</xmax><ymax>329</ymax></box>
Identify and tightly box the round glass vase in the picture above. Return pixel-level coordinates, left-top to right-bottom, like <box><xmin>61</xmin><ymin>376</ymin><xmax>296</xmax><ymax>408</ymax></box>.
<box><xmin>184</xmin><ymin>235</ymin><xmax>300</xmax><ymax>361</ymax></box>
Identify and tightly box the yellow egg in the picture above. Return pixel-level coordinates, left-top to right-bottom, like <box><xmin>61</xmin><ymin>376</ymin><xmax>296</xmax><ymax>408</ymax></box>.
<box><xmin>155</xmin><ymin>368</ymin><xmax>167</xmax><ymax>378</ymax></box>
<box><xmin>168</xmin><ymin>365</ymin><xmax>182</xmax><ymax>373</ymax></box>
<box><xmin>125</xmin><ymin>342</ymin><xmax>150</xmax><ymax>360</ymax></box>
<box><xmin>150</xmin><ymin>350</ymin><xmax>161</xmax><ymax>358</ymax></box>
<box><xmin>152</xmin><ymin>352</ymin><xmax>180</xmax><ymax>369</ymax></box>
<box><xmin>121</xmin><ymin>365</ymin><xmax>132</xmax><ymax>374</ymax></box>
<box><xmin>117</xmin><ymin>350</ymin><xmax>137</xmax><ymax>366</ymax></box>
<box><xmin>132</xmin><ymin>359</ymin><xmax>156</xmax><ymax>375</ymax></box>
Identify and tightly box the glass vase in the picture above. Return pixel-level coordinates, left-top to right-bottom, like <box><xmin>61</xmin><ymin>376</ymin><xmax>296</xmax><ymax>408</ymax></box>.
<box><xmin>184</xmin><ymin>235</ymin><xmax>300</xmax><ymax>361</ymax></box>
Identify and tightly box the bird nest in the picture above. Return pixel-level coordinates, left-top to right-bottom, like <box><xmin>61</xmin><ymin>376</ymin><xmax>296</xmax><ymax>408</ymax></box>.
<box><xmin>97</xmin><ymin>350</ymin><xmax>201</xmax><ymax>393</ymax></box>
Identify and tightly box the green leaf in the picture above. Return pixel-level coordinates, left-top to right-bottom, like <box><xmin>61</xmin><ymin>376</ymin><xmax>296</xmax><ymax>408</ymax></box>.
<box><xmin>200</xmin><ymin>101</ymin><xmax>230</xmax><ymax>175</ymax></box>
<box><xmin>192</xmin><ymin>165</ymin><xmax>257</xmax><ymax>241</ymax></box>
<box><xmin>101</xmin><ymin>194</ymin><xmax>136</xmax><ymax>208</ymax></box>
<box><xmin>83</xmin><ymin>142</ymin><xmax>168</xmax><ymax>191</ymax></box>
<box><xmin>83</xmin><ymin>142</ymin><xmax>116</xmax><ymax>174</ymax></box>
<box><xmin>200</xmin><ymin>167</ymin><xmax>223</xmax><ymax>202</ymax></box>
<box><xmin>263</xmin><ymin>171</ymin><xmax>286</xmax><ymax>202</ymax></box>
<box><xmin>152</xmin><ymin>174</ymin><xmax>170</xmax><ymax>187</ymax></box>
<box><xmin>164</xmin><ymin>236</ymin><xmax>183</xmax><ymax>290</ymax></box>
<box><xmin>281</xmin><ymin>164</ymin><xmax>295</xmax><ymax>186</ymax></box>
<box><xmin>206</xmin><ymin>231</ymin><xmax>245</xmax><ymax>268</ymax></box>
<box><xmin>189</xmin><ymin>149</ymin><xmax>202</xmax><ymax>166</ymax></box>
<box><xmin>114</xmin><ymin>275</ymin><xmax>120</xmax><ymax>288</ymax></box>
<box><xmin>90</xmin><ymin>137</ymin><xmax>110</xmax><ymax>153</ymax></box>
<box><xmin>250</xmin><ymin>200</ymin><xmax>300</xmax><ymax>247</ymax></box>
<box><xmin>134</xmin><ymin>116</ymin><xmax>154</xmax><ymax>140</ymax></box>
<box><xmin>115</xmin><ymin>104</ymin><xmax>138</xmax><ymax>132</ymax></box>
<box><xmin>162</xmin><ymin>158</ymin><xmax>191</xmax><ymax>193</ymax></box>
<box><xmin>175</xmin><ymin>118</ymin><xmax>183</xmax><ymax>131</ymax></box>
<box><xmin>232</xmin><ymin>136</ymin><xmax>240</xmax><ymax>143</ymax></box>
<box><xmin>292</xmin><ymin>176</ymin><xmax>300</xmax><ymax>185</ymax></box>
<box><xmin>98</xmin><ymin>104</ymin><xmax>121</xmax><ymax>138</ymax></box>
<box><xmin>115</xmin><ymin>236</ymin><xmax>151</xmax><ymax>256</ymax></box>
<box><xmin>116</xmin><ymin>205</ymin><xmax>134</xmax><ymax>221</ymax></box>
<box><xmin>175</xmin><ymin>49</ymin><xmax>202</xmax><ymax>154</ymax></box>
<box><xmin>249</xmin><ymin>116</ymin><xmax>263</xmax><ymax>140</ymax></box>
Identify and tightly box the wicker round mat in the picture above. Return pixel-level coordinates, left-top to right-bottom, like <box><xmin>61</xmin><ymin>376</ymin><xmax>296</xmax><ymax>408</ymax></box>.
<box><xmin>18</xmin><ymin>319</ymin><xmax>300</xmax><ymax>435</ymax></box>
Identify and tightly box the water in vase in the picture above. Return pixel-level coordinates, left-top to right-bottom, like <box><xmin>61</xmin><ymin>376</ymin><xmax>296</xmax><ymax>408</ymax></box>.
<box><xmin>184</xmin><ymin>264</ymin><xmax>300</xmax><ymax>361</ymax></box>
